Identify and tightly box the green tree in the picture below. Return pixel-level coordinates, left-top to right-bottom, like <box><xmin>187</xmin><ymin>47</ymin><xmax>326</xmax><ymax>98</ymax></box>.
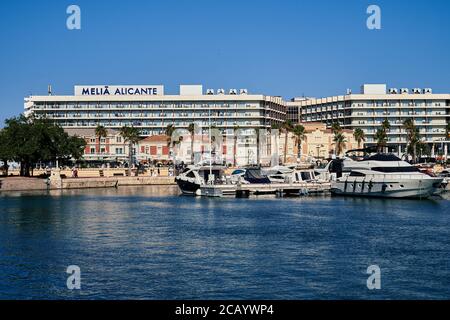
<box><xmin>0</xmin><ymin>115</ymin><xmax>86</xmax><ymax>176</ymax></box>
<box><xmin>331</xmin><ymin>122</ymin><xmax>342</xmax><ymax>135</ymax></box>
<box><xmin>119</xmin><ymin>126</ymin><xmax>141</xmax><ymax>176</ymax></box>
<box><xmin>374</xmin><ymin>128</ymin><xmax>388</xmax><ymax>153</ymax></box>
<box><xmin>353</xmin><ymin>128</ymin><xmax>366</xmax><ymax>149</ymax></box>
<box><xmin>373</xmin><ymin>119</ymin><xmax>391</xmax><ymax>153</ymax></box>
<box><xmin>333</xmin><ymin>132</ymin><xmax>347</xmax><ymax>156</ymax></box>
<box><xmin>95</xmin><ymin>125</ymin><xmax>108</xmax><ymax>160</ymax></box>
<box><xmin>381</xmin><ymin>118</ymin><xmax>391</xmax><ymax>132</ymax></box>
<box><xmin>403</xmin><ymin>118</ymin><xmax>420</xmax><ymax>163</ymax></box>
<box><xmin>165</xmin><ymin>124</ymin><xmax>176</xmax><ymax>147</ymax></box>
<box><xmin>292</xmin><ymin>124</ymin><xmax>306</xmax><ymax>159</ymax></box>
<box><xmin>0</xmin><ymin>128</ymin><xmax>13</xmax><ymax>176</ymax></box>
<box><xmin>187</xmin><ymin>123</ymin><xmax>196</xmax><ymax>164</ymax></box>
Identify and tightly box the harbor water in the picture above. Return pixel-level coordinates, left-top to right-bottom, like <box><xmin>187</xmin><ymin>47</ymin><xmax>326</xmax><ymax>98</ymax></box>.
<box><xmin>0</xmin><ymin>186</ymin><xmax>449</xmax><ymax>299</ymax></box>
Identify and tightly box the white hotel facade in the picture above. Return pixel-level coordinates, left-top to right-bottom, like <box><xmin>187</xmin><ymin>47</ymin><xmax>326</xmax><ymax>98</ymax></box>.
<box><xmin>24</xmin><ymin>84</ymin><xmax>286</xmax><ymax>165</ymax></box>
<box><xmin>25</xmin><ymin>85</ymin><xmax>286</xmax><ymax>135</ymax></box>
<box><xmin>287</xmin><ymin>84</ymin><xmax>450</xmax><ymax>158</ymax></box>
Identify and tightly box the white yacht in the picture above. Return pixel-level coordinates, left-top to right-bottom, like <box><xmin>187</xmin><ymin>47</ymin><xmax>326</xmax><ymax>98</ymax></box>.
<box><xmin>175</xmin><ymin>165</ymin><xmax>226</xmax><ymax>195</ymax></box>
<box><xmin>328</xmin><ymin>154</ymin><xmax>443</xmax><ymax>198</ymax></box>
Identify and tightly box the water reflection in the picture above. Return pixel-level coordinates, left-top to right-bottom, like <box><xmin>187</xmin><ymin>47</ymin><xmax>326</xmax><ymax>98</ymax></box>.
<box><xmin>0</xmin><ymin>187</ymin><xmax>449</xmax><ymax>299</ymax></box>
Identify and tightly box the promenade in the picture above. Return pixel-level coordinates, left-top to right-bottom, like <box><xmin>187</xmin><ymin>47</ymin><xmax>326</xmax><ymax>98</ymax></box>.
<box><xmin>0</xmin><ymin>168</ymin><xmax>176</xmax><ymax>192</ymax></box>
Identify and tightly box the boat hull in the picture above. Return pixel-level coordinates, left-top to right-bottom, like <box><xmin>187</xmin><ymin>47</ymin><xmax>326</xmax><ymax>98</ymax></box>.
<box><xmin>175</xmin><ymin>177</ymin><xmax>200</xmax><ymax>195</ymax></box>
<box><xmin>331</xmin><ymin>178</ymin><xmax>443</xmax><ymax>199</ymax></box>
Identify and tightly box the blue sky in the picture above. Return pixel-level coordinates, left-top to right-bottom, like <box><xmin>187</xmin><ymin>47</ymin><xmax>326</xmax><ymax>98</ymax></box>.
<box><xmin>0</xmin><ymin>0</ymin><xmax>449</xmax><ymax>125</ymax></box>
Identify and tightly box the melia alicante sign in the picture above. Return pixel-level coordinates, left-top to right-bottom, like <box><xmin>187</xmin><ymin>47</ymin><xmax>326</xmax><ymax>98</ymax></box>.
<box><xmin>74</xmin><ymin>85</ymin><xmax>164</xmax><ymax>96</ymax></box>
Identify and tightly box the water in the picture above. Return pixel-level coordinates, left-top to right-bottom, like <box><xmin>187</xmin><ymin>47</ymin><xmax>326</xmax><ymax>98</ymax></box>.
<box><xmin>0</xmin><ymin>186</ymin><xmax>449</xmax><ymax>300</ymax></box>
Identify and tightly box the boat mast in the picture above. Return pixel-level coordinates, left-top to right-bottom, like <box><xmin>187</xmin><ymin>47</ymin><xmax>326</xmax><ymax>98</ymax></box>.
<box><xmin>209</xmin><ymin>106</ymin><xmax>212</xmax><ymax>178</ymax></box>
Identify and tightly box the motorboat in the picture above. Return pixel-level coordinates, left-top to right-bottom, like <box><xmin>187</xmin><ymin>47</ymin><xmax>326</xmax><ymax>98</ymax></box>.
<box><xmin>175</xmin><ymin>165</ymin><xmax>227</xmax><ymax>195</ymax></box>
<box><xmin>438</xmin><ymin>170</ymin><xmax>449</xmax><ymax>191</ymax></box>
<box><xmin>229</xmin><ymin>167</ymin><xmax>272</xmax><ymax>184</ymax></box>
<box><xmin>328</xmin><ymin>153</ymin><xmax>443</xmax><ymax>198</ymax></box>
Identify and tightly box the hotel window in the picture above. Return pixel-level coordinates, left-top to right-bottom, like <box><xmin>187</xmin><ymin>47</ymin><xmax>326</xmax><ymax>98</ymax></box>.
<box><xmin>90</xmin><ymin>147</ymin><xmax>95</xmax><ymax>154</ymax></box>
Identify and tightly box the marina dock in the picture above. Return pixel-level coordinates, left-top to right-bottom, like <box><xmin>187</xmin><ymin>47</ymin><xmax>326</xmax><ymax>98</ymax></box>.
<box><xmin>199</xmin><ymin>182</ymin><xmax>331</xmax><ymax>198</ymax></box>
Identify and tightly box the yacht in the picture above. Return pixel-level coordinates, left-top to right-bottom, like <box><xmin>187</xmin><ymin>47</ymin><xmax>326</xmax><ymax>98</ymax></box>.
<box><xmin>175</xmin><ymin>165</ymin><xmax>226</xmax><ymax>195</ymax></box>
<box><xmin>328</xmin><ymin>153</ymin><xmax>443</xmax><ymax>198</ymax></box>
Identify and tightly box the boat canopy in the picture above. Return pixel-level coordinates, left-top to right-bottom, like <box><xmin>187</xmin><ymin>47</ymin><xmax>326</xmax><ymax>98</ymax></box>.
<box><xmin>244</xmin><ymin>168</ymin><xmax>271</xmax><ymax>184</ymax></box>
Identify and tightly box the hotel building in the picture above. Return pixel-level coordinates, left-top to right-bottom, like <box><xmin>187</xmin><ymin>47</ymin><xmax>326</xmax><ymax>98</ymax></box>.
<box><xmin>25</xmin><ymin>84</ymin><xmax>286</xmax><ymax>136</ymax></box>
<box><xmin>24</xmin><ymin>84</ymin><xmax>286</xmax><ymax>165</ymax></box>
<box><xmin>287</xmin><ymin>84</ymin><xmax>450</xmax><ymax>158</ymax></box>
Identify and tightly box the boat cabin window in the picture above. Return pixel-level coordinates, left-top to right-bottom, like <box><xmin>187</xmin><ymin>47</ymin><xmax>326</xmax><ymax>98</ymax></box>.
<box><xmin>372</xmin><ymin>167</ymin><xmax>420</xmax><ymax>173</ymax></box>
<box><xmin>349</xmin><ymin>171</ymin><xmax>366</xmax><ymax>177</ymax></box>
<box><xmin>300</xmin><ymin>172</ymin><xmax>313</xmax><ymax>180</ymax></box>
<box><xmin>200</xmin><ymin>170</ymin><xmax>223</xmax><ymax>182</ymax></box>
<box><xmin>364</xmin><ymin>154</ymin><xmax>402</xmax><ymax>161</ymax></box>
<box><xmin>231</xmin><ymin>169</ymin><xmax>245</xmax><ymax>175</ymax></box>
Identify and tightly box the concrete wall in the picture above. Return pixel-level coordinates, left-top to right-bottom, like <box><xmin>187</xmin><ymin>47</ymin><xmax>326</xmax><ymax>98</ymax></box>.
<box><xmin>0</xmin><ymin>176</ymin><xmax>175</xmax><ymax>192</ymax></box>
<box><xmin>0</xmin><ymin>177</ymin><xmax>49</xmax><ymax>191</ymax></box>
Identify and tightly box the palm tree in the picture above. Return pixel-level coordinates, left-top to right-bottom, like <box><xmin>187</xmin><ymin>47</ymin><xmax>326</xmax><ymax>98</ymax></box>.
<box><xmin>375</xmin><ymin>119</ymin><xmax>391</xmax><ymax>153</ymax></box>
<box><xmin>331</xmin><ymin>122</ymin><xmax>342</xmax><ymax>135</ymax></box>
<box><xmin>403</xmin><ymin>118</ymin><xmax>420</xmax><ymax>163</ymax></box>
<box><xmin>330</xmin><ymin>122</ymin><xmax>343</xmax><ymax>155</ymax></box>
<box><xmin>165</xmin><ymin>124</ymin><xmax>177</xmax><ymax>165</ymax></box>
<box><xmin>333</xmin><ymin>132</ymin><xmax>347</xmax><ymax>156</ymax></box>
<box><xmin>381</xmin><ymin>118</ymin><xmax>391</xmax><ymax>132</ymax></box>
<box><xmin>165</xmin><ymin>124</ymin><xmax>176</xmax><ymax>146</ymax></box>
<box><xmin>188</xmin><ymin>123</ymin><xmax>195</xmax><ymax>164</ymax></box>
<box><xmin>282</xmin><ymin>120</ymin><xmax>293</xmax><ymax>164</ymax></box>
<box><xmin>292</xmin><ymin>125</ymin><xmax>306</xmax><ymax>160</ymax></box>
<box><xmin>95</xmin><ymin>125</ymin><xmax>108</xmax><ymax>159</ymax></box>
<box><xmin>374</xmin><ymin>128</ymin><xmax>387</xmax><ymax>153</ymax></box>
<box><xmin>353</xmin><ymin>128</ymin><xmax>366</xmax><ymax>150</ymax></box>
<box><xmin>119</xmin><ymin>126</ymin><xmax>141</xmax><ymax>176</ymax></box>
